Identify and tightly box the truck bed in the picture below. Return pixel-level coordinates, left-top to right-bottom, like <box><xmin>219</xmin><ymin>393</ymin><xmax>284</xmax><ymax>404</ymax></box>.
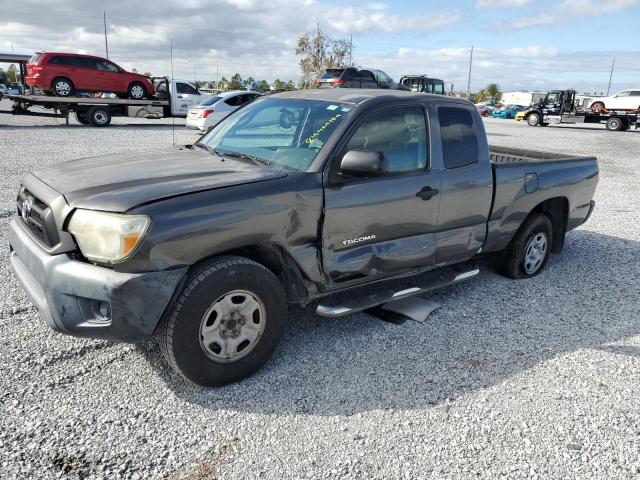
<box><xmin>489</xmin><ymin>146</ymin><xmax>585</xmax><ymax>164</ymax></box>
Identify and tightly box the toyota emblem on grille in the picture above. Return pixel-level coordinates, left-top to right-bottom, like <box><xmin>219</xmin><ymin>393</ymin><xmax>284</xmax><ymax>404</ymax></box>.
<box><xmin>21</xmin><ymin>197</ymin><xmax>33</xmax><ymax>222</ymax></box>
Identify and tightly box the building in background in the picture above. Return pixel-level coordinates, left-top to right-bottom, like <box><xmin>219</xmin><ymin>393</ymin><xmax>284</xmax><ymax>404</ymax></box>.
<box><xmin>501</xmin><ymin>90</ymin><xmax>546</xmax><ymax>106</ymax></box>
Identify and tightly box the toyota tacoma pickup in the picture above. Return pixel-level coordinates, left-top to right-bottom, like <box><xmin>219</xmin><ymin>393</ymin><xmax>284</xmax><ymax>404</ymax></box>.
<box><xmin>9</xmin><ymin>89</ymin><xmax>598</xmax><ymax>387</ymax></box>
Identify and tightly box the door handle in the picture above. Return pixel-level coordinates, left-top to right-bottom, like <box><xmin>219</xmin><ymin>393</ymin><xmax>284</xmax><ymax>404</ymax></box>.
<box><xmin>416</xmin><ymin>186</ymin><xmax>439</xmax><ymax>200</ymax></box>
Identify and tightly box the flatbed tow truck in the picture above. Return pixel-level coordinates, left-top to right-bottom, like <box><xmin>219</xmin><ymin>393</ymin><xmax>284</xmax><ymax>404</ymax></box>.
<box><xmin>524</xmin><ymin>89</ymin><xmax>640</xmax><ymax>131</ymax></box>
<box><xmin>0</xmin><ymin>77</ymin><xmax>206</xmax><ymax>127</ymax></box>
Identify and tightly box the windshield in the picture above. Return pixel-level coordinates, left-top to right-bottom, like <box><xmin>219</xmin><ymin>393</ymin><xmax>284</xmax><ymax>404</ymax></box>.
<box><xmin>199</xmin><ymin>96</ymin><xmax>222</xmax><ymax>106</ymax></box>
<box><xmin>199</xmin><ymin>97</ymin><xmax>353</xmax><ymax>171</ymax></box>
<box><xmin>320</xmin><ymin>69</ymin><xmax>343</xmax><ymax>79</ymax></box>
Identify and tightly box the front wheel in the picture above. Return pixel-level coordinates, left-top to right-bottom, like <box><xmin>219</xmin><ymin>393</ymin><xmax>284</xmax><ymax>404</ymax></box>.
<box><xmin>591</xmin><ymin>102</ymin><xmax>605</xmax><ymax>112</ymax></box>
<box><xmin>527</xmin><ymin>113</ymin><xmax>540</xmax><ymax>126</ymax></box>
<box><xmin>497</xmin><ymin>214</ymin><xmax>553</xmax><ymax>279</ymax></box>
<box><xmin>158</xmin><ymin>256</ymin><xmax>287</xmax><ymax>387</ymax></box>
<box><xmin>128</xmin><ymin>82</ymin><xmax>147</xmax><ymax>99</ymax></box>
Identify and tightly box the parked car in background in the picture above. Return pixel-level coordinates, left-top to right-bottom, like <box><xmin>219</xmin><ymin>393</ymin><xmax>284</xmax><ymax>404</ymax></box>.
<box><xmin>317</xmin><ymin>67</ymin><xmax>406</xmax><ymax>90</ymax></box>
<box><xmin>588</xmin><ymin>90</ymin><xmax>640</xmax><ymax>111</ymax></box>
<box><xmin>25</xmin><ymin>52</ymin><xmax>155</xmax><ymax>99</ymax></box>
<box><xmin>0</xmin><ymin>83</ymin><xmax>7</xmax><ymax>94</ymax></box>
<box><xmin>5</xmin><ymin>83</ymin><xmax>24</xmax><ymax>95</ymax></box>
<box><xmin>515</xmin><ymin>110</ymin><xmax>526</xmax><ymax>121</ymax></box>
<box><xmin>186</xmin><ymin>90</ymin><xmax>261</xmax><ymax>131</ymax></box>
<box><xmin>492</xmin><ymin>105</ymin><xmax>525</xmax><ymax>119</ymax></box>
<box><xmin>477</xmin><ymin>105</ymin><xmax>495</xmax><ymax>117</ymax></box>
<box><xmin>399</xmin><ymin>75</ymin><xmax>445</xmax><ymax>94</ymax></box>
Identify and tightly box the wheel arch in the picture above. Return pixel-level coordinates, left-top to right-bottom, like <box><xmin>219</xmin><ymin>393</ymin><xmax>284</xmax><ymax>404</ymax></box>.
<box><xmin>187</xmin><ymin>244</ymin><xmax>311</xmax><ymax>305</ymax></box>
<box><xmin>520</xmin><ymin>197</ymin><xmax>569</xmax><ymax>254</ymax></box>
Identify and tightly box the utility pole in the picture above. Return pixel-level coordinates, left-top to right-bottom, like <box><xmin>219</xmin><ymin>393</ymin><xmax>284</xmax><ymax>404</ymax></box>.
<box><xmin>349</xmin><ymin>34</ymin><xmax>353</xmax><ymax>67</ymax></box>
<box><xmin>103</xmin><ymin>11</ymin><xmax>109</xmax><ymax>58</ymax></box>
<box><xmin>216</xmin><ymin>55</ymin><xmax>219</xmax><ymax>87</ymax></box>
<box><xmin>466</xmin><ymin>46</ymin><xmax>473</xmax><ymax>99</ymax></box>
<box><xmin>606</xmin><ymin>57</ymin><xmax>615</xmax><ymax>96</ymax></box>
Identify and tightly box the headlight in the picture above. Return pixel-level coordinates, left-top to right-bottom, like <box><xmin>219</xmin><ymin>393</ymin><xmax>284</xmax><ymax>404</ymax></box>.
<box><xmin>67</xmin><ymin>209</ymin><xmax>150</xmax><ymax>263</ymax></box>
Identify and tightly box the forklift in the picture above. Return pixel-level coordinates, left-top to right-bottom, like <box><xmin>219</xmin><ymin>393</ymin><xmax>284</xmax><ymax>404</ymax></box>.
<box><xmin>524</xmin><ymin>89</ymin><xmax>639</xmax><ymax>131</ymax></box>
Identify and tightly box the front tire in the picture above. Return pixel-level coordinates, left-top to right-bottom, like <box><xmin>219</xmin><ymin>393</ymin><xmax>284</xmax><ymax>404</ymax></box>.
<box><xmin>591</xmin><ymin>101</ymin><xmax>605</xmax><ymax>112</ymax></box>
<box><xmin>128</xmin><ymin>82</ymin><xmax>147</xmax><ymax>99</ymax></box>
<box><xmin>527</xmin><ymin>113</ymin><xmax>540</xmax><ymax>126</ymax></box>
<box><xmin>51</xmin><ymin>77</ymin><xmax>74</xmax><ymax>97</ymax></box>
<box><xmin>498</xmin><ymin>214</ymin><xmax>553</xmax><ymax>279</ymax></box>
<box><xmin>158</xmin><ymin>256</ymin><xmax>287</xmax><ymax>387</ymax></box>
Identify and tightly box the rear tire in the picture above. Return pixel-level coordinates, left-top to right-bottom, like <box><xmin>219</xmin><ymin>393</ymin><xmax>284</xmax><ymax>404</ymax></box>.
<box><xmin>87</xmin><ymin>106</ymin><xmax>111</xmax><ymax>127</ymax></box>
<box><xmin>606</xmin><ymin>117</ymin><xmax>625</xmax><ymax>131</ymax></box>
<box><xmin>51</xmin><ymin>77</ymin><xmax>74</xmax><ymax>97</ymax></box>
<box><xmin>128</xmin><ymin>82</ymin><xmax>147</xmax><ymax>100</ymax></box>
<box><xmin>497</xmin><ymin>214</ymin><xmax>553</xmax><ymax>279</ymax></box>
<box><xmin>591</xmin><ymin>101</ymin><xmax>605</xmax><ymax>112</ymax></box>
<box><xmin>158</xmin><ymin>256</ymin><xmax>287</xmax><ymax>387</ymax></box>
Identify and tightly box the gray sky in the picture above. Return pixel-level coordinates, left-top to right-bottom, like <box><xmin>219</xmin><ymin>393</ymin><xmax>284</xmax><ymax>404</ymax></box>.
<box><xmin>2</xmin><ymin>0</ymin><xmax>639</xmax><ymax>93</ymax></box>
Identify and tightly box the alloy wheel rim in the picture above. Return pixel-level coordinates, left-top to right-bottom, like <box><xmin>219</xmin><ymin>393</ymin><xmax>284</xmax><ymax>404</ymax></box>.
<box><xmin>56</xmin><ymin>81</ymin><xmax>71</xmax><ymax>95</ymax></box>
<box><xmin>131</xmin><ymin>85</ymin><xmax>144</xmax><ymax>98</ymax></box>
<box><xmin>523</xmin><ymin>232</ymin><xmax>547</xmax><ymax>274</ymax></box>
<box><xmin>199</xmin><ymin>289</ymin><xmax>267</xmax><ymax>363</ymax></box>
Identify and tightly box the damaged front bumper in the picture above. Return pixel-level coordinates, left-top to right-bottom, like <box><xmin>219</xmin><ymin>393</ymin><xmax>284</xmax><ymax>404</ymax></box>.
<box><xmin>9</xmin><ymin>218</ymin><xmax>187</xmax><ymax>342</ymax></box>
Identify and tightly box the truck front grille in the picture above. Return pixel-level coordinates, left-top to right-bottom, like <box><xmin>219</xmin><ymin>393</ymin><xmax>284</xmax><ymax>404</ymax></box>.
<box><xmin>16</xmin><ymin>188</ymin><xmax>60</xmax><ymax>248</ymax></box>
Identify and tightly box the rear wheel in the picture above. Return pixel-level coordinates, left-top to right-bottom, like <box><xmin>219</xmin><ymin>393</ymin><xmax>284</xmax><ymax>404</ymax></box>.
<box><xmin>128</xmin><ymin>82</ymin><xmax>147</xmax><ymax>100</ymax></box>
<box><xmin>158</xmin><ymin>256</ymin><xmax>287</xmax><ymax>387</ymax></box>
<box><xmin>497</xmin><ymin>214</ymin><xmax>553</xmax><ymax>279</ymax></box>
<box><xmin>51</xmin><ymin>77</ymin><xmax>74</xmax><ymax>97</ymax></box>
<box><xmin>591</xmin><ymin>101</ymin><xmax>605</xmax><ymax>112</ymax></box>
<box><xmin>527</xmin><ymin>113</ymin><xmax>540</xmax><ymax>126</ymax></box>
<box><xmin>87</xmin><ymin>106</ymin><xmax>111</xmax><ymax>127</ymax></box>
<box><xmin>606</xmin><ymin>117</ymin><xmax>625</xmax><ymax>131</ymax></box>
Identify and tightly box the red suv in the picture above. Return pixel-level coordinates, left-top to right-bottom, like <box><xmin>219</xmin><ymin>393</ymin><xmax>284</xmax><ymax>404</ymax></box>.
<box><xmin>26</xmin><ymin>52</ymin><xmax>155</xmax><ymax>99</ymax></box>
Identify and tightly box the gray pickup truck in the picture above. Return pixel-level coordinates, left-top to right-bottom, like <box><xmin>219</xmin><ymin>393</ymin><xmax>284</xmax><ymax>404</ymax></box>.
<box><xmin>9</xmin><ymin>89</ymin><xmax>598</xmax><ymax>386</ymax></box>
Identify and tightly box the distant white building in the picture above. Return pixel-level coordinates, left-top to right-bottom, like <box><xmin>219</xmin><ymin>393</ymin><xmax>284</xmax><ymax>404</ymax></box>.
<box><xmin>501</xmin><ymin>91</ymin><xmax>546</xmax><ymax>106</ymax></box>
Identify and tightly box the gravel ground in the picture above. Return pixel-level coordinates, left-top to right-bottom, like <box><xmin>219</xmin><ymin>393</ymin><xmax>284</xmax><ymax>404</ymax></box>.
<box><xmin>1</xmin><ymin>104</ymin><xmax>639</xmax><ymax>480</ymax></box>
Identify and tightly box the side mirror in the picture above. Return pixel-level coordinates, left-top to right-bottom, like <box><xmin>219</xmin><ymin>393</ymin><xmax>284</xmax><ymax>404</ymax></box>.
<box><xmin>340</xmin><ymin>150</ymin><xmax>388</xmax><ymax>177</ymax></box>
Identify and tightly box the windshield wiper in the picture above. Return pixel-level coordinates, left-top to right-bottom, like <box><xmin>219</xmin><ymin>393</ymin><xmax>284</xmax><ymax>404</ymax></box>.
<box><xmin>213</xmin><ymin>149</ymin><xmax>271</xmax><ymax>167</ymax></box>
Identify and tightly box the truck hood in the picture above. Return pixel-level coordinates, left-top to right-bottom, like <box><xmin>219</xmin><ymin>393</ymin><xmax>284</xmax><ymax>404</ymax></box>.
<box><xmin>32</xmin><ymin>147</ymin><xmax>288</xmax><ymax>212</ymax></box>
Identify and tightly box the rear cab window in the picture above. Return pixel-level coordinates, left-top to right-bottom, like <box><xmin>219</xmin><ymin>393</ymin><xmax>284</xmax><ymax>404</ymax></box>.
<box><xmin>438</xmin><ymin>106</ymin><xmax>479</xmax><ymax>169</ymax></box>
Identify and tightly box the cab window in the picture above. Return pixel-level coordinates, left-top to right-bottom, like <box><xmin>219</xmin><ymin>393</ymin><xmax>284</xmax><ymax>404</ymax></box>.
<box><xmin>177</xmin><ymin>83</ymin><xmax>198</xmax><ymax>95</ymax></box>
<box><xmin>439</xmin><ymin>107</ymin><xmax>478</xmax><ymax>169</ymax></box>
<box><xmin>345</xmin><ymin>107</ymin><xmax>428</xmax><ymax>173</ymax></box>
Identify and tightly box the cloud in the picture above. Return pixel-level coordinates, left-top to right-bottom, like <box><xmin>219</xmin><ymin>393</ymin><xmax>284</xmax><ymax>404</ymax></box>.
<box><xmin>476</xmin><ymin>0</ymin><xmax>532</xmax><ymax>7</ymax></box>
<box><xmin>507</xmin><ymin>0</ymin><xmax>640</xmax><ymax>28</ymax></box>
<box><xmin>502</xmin><ymin>46</ymin><xmax>560</xmax><ymax>58</ymax></box>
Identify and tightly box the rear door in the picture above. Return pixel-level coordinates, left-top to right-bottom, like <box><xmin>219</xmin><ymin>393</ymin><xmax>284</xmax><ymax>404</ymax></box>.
<box><xmin>322</xmin><ymin>105</ymin><xmax>442</xmax><ymax>279</ymax></box>
<box><xmin>432</xmin><ymin>104</ymin><xmax>493</xmax><ymax>264</ymax></box>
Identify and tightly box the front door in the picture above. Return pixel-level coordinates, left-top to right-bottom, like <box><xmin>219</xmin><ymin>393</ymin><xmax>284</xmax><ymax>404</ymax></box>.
<box><xmin>175</xmin><ymin>82</ymin><xmax>203</xmax><ymax>115</ymax></box>
<box><xmin>322</xmin><ymin>105</ymin><xmax>441</xmax><ymax>280</ymax></box>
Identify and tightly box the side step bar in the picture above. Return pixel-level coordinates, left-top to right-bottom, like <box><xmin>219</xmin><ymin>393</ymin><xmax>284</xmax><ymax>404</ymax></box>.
<box><xmin>315</xmin><ymin>265</ymin><xmax>480</xmax><ymax>318</ymax></box>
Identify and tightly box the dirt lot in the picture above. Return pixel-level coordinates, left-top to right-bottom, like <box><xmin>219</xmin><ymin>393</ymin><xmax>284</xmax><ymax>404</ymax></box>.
<box><xmin>1</xmin><ymin>107</ymin><xmax>639</xmax><ymax>479</ymax></box>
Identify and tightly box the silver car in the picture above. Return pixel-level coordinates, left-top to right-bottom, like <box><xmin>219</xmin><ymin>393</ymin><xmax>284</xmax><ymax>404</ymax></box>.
<box><xmin>186</xmin><ymin>90</ymin><xmax>262</xmax><ymax>131</ymax></box>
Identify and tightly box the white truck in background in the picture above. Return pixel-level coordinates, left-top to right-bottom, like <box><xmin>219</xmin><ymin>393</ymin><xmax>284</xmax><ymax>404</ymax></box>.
<box><xmin>0</xmin><ymin>78</ymin><xmax>206</xmax><ymax>126</ymax></box>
